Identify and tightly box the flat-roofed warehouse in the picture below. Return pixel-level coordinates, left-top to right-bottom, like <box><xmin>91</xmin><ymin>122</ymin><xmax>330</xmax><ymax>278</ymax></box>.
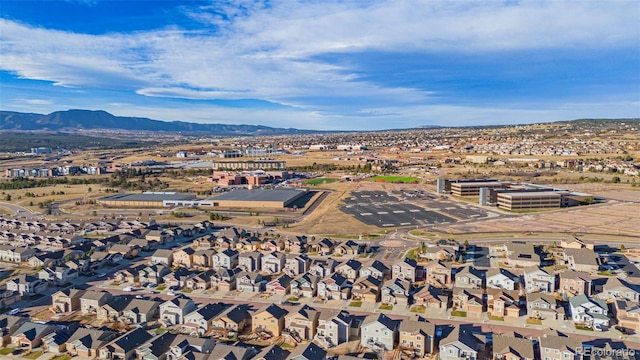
<box><xmin>208</xmin><ymin>188</ymin><xmax>308</xmax><ymax>208</ymax></box>
<box><xmin>99</xmin><ymin>192</ymin><xmax>197</xmax><ymax>207</ymax></box>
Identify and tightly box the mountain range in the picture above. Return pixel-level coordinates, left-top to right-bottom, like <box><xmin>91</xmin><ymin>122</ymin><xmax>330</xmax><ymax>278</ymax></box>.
<box><xmin>0</xmin><ymin>109</ymin><xmax>311</xmax><ymax>135</ymax></box>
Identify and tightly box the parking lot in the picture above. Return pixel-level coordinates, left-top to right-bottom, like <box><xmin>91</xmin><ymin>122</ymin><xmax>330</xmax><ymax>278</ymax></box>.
<box><xmin>341</xmin><ymin>190</ymin><xmax>496</xmax><ymax>228</ymax></box>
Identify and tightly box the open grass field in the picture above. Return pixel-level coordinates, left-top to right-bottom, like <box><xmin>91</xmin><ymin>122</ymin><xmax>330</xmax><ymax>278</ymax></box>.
<box><xmin>303</xmin><ymin>177</ymin><xmax>340</xmax><ymax>185</ymax></box>
<box><xmin>370</xmin><ymin>175</ymin><xmax>420</xmax><ymax>183</ymax></box>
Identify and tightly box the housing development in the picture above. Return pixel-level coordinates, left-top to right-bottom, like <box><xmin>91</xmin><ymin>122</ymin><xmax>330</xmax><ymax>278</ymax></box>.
<box><xmin>0</xmin><ymin>118</ymin><xmax>638</xmax><ymax>360</ymax></box>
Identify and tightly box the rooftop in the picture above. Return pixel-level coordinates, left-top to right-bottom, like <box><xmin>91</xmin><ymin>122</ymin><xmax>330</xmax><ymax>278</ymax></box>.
<box><xmin>209</xmin><ymin>188</ymin><xmax>306</xmax><ymax>203</ymax></box>
<box><xmin>100</xmin><ymin>192</ymin><xmax>197</xmax><ymax>202</ymax></box>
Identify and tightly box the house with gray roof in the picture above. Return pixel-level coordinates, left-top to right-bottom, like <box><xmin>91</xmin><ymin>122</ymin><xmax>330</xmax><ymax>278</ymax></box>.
<box><xmin>454</xmin><ymin>266</ymin><xmax>485</xmax><ymax>289</ymax></box>
<box><xmin>569</xmin><ymin>294</ymin><xmax>609</xmax><ymax>328</ymax></box>
<box><xmin>360</xmin><ymin>260</ymin><xmax>391</xmax><ymax>280</ymax></box>
<box><xmin>10</xmin><ymin>321</ymin><xmax>58</xmax><ymax>351</ymax></box>
<box><xmin>159</xmin><ymin>295</ymin><xmax>198</xmax><ymax>326</ymax></box>
<box><xmin>599</xmin><ymin>277</ymin><xmax>640</xmax><ymax>302</ymax></box>
<box><xmin>182</xmin><ymin>303</ymin><xmax>229</xmax><ymax>336</ymax></box>
<box><xmin>81</xmin><ymin>290</ymin><xmax>113</xmax><ymax>315</ymax></box>
<box><xmin>563</xmin><ymin>248</ymin><xmax>601</xmax><ymax>273</ymax></box>
<box><xmin>538</xmin><ymin>333</ymin><xmax>583</xmax><ymax>360</ymax></box>
<box><xmin>492</xmin><ymin>334</ymin><xmax>535</xmax><ymax>360</ymax></box>
<box><xmin>151</xmin><ymin>249</ymin><xmax>174</xmax><ymax>266</ymax></box>
<box><xmin>524</xmin><ymin>267</ymin><xmax>556</xmax><ymax>293</ymax></box>
<box><xmin>236</xmin><ymin>271</ymin><xmax>264</xmax><ymax>292</ymax></box>
<box><xmin>439</xmin><ymin>326</ymin><xmax>484</xmax><ymax>360</ymax></box>
<box><xmin>238</xmin><ymin>251</ymin><xmax>263</xmax><ymax>272</ymax></box>
<box><xmin>486</xmin><ymin>268</ymin><xmax>519</xmax><ymax>291</ymax></box>
<box><xmin>287</xmin><ymin>342</ymin><xmax>326</xmax><ymax>360</ymax></box>
<box><xmin>255</xmin><ymin>344</ymin><xmax>290</xmax><ymax>360</ymax></box>
<box><xmin>315</xmin><ymin>309</ymin><xmax>352</xmax><ymax>348</ymax></box>
<box><xmin>360</xmin><ymin>313</ymin><xmax>399</xmax><ymax>351</ymax></box>
<box><xmin>135</xmin><ymin>332</ymin><xmax>177</xmax><ymax>360</ymax></box>
<box><xmin>527</xmin><ymin>293</ymin><xmax>564</xmax><ymax>321</ymax></box>
<box><xmin>398</xmin><ymin>319</ymin><xmax>436</xmax><ymax>357</ymax></box>
<box><xmin>99</xmin><ymin>328</ymin><xmax>154</xmax><ymax>360</ymax></box>
<box><xmin>65</xmin><ymin>328</ymin><xmax>118</xmax><ymax>358</ymax></box>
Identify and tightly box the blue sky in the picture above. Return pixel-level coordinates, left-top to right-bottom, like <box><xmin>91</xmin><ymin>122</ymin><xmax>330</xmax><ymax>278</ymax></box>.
<box><xmin>1</xmin><ymin>1</ymin><xmax>639</xmax><ymax>130</ymax></box>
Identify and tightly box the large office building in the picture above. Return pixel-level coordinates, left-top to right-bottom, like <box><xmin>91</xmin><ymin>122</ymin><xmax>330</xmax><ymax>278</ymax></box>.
<box><xmin>496</xmin><ymin>190</ymin><xmax>570</xmax><ymax>210</ymax></box>
<box><xmin>448</xmin><ymin>179</ymin><xmax>509</xmax><ymax>197</ymax></box>
<box><xmin>211</xmin><ymin>160</ymin><xmax>286</xmax><ymax>171</ymax></box>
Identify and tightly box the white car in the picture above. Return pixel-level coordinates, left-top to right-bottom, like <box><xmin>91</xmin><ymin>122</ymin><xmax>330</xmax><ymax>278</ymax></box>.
<box><xmin>167</xmin><ymin>291</ymin><xmax>175</xmax><ymax>296</ymax></box>
<box><xmin>123</xmin><ymin>286</ymin><xmax>133</xmax><ymax>292</ymax></box>
<box><xmin>97</xmin><ymin>273</ymin><xmax>106</xmax><ymax>278</ymax></box>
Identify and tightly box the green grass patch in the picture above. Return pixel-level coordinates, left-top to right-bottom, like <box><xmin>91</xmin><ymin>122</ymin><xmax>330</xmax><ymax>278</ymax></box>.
<box><xmin>597</xmin><ymin>271</ymin><xmax>617</xmax><ymax>276</ymax></box>
<box><xmin>155</xmin><ymin>327</ymin><xmax>167</xmax><ymax>335</ymax></box>
<box><xmin>409</xmin><ymin>230</ymin><xmax>436</xmax><ymax>237</ymax></box>
<box><xmin>526</xmin><ymin>318</ymin><xmax>542</xmax><ymax>325</ymax></box>
<box><xmin>23</xmin><ymin>351</ymin><xmax>42</xmax><ymax>360</ymax></box>
<box><xmin>287</xmin><ymin>296</ymin><xmax>299</xmax><ymax>302</ymax></box>
<box><xmin>278</xmin><ymin>342</ymin><xmax>295</xmax><ymax>349</ymax></box>
<box><xmin>157</xmin><ymin>285</ymin><xmax>166</xmax><ymax>291</ymax></box>
<box><xmin>182</xmin><ymin>288</ymin><xmax>192</xmax><ymax>293</ymax></box>
<box><xmin>410</xmin><ymin>305</ymin><xmax>426</xmax><ymax>313</ymax></box>
<box><xmin>0</xmin><ymin>348</ymin><xmax>13</xmax><ymax>355</ymax></box>
<box><xmin>451</xmin><ymin>311</ymin><xmax>467</xmax><ymax>317</ymax></box>
<box><xmin>349</xmin><ymin>301</ymin><xmax>363</xmax><ymax>307</ymax></box>
<box><xmin>303</xmin><ymin>178</ymin><xmax>340</xmax><ymax>185</ymax></box>
<box><xmin>575</xmin><ymin>325</ymin><xmax>594</xmax><ymax>331</ymax></box>
<box><xmin>370</xmin><ymin>175</ymin><xmax>420</xmax><ymax>183</ymax></box>
<box><xmin>405</xmin><ymin>248</ymin><xmax>418</xmax><ymax>260</ymax></box>
<box><xmin>379</xmin><ymin>304</ymin><xmax>393</xmax><ymax>310</ymax></box>
<box><xmin>51</xmin><ymin>355</ymin><xmax>71</xmax><ymax>360</ymax></box>
<box><xmin>488</xmin><ymin>315</ymin><xmax>505</xmax><ymax>321</ymax></box>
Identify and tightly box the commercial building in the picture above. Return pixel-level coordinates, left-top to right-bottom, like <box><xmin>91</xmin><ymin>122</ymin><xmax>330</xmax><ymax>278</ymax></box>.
<box><xmin>98</xmin><ymin>192</ymin><xmax>197</xmax><ymax>208</ymax></box>
<box><xmin>208</xmin><ymin>188</ymin><xmax>308</xmax><ymax>209</ymax></box>
<box><xmin>211</xmin><ymin>160</ymin><xmax>286</xmax><ymax>170</ymax></box>
<box><xmin>448</xmin><ymin>179</ymin><xmax>509</xmax><ymax>197</ymax></box>
<box><xmin>496</xmin><ymin>191</ymin><xmax>568</xmax><ymax>210</ymax></box>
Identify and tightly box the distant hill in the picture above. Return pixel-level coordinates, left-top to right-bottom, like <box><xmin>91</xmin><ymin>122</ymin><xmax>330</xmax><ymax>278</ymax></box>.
<box><xmin>0</xmin><ymin>109</ymin><xmax>311</xmax><ymax>135</ymax></box>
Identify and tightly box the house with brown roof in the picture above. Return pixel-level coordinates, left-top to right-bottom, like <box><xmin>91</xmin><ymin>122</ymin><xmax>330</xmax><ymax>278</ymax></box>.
<box><xmin>393</xmin><ymin>258</ymin><xmax>422</xmax><ymax>283</ymax></box>
<box><xmin>413</xmin><ymin>285</ymin><xmax>449</xmax><ymax>309</ymax></box>
<box><xmin>425</xmin><ymin>261</ymin><xmax>453</xmax><ymax>288</ymax></box>
<box><xmin>261</xmin><ymin>252</ymin><xmax>286</xmax><ymax>274</ymax></box>
<box><xmin>172</xmin><ymin>247</ymin><xmax>195</xmax><ymax>268</ymax></box>
<box><xmin>185</xmin><ymin>269</ymin><xmax>216</xmax><ymax>291</ymax></box>
<box><xmin>352</xmin><ymin>275</ymin><xmax>382</xmax><ymax>303</ymax></box>
<box><xmin>81</xmin><ymin>290</ymin><xmax>113</xmax><ymax>315</ymax></box>
<box><xmin>108</xmin><ymin>244</ymin><xmax>139</xmax><ymax>259</ymax></box>
<box><xmin>420</xmin><ymin>245</ymin><xmax>455</xmax><ymax>261</ymax></box>
<box><xmin>211</xmin><ymin>304</ymin><xmax>251</xmax><ymax>333</ymax></box>
<box><xmin>613</xmin><ymin>300</ymin><xmax>640</xmax><ymax>331</ymax></box>
<box><xmin>10</xmin><ymin>322</ymin><xmax>58</xmax><ymax>351</ymax></box>
<box><xmin>192</xmin><ymin>249</ymin><xmax>216</xmax><ymax>268</ymax></box>
<box><xmin>526</xmin><ymin>293</ymin><xmax>564</xmax><ymax>321</ymax></box>
<box><xmin>309</xmin><ymin>258</ymin><xmax>339</xmax><ymax>278</ymax></box>
<box><xmin>492</xmin><ymin>334</ymin><xmax>535</xmax><ymax>360</ymax></box>
<box><xmin>335</xmin><ymin>240</ymin><xmax>365</xmax><ymax>256</ymax></box>
<box><xmin>314</xmin><ymin>309</ymin><xmax>353</xmax><ymax>348</ymax></box>
<box><xmin>599</xmin><ymin>277</ymin><xmax>640</xmax><ymax>302</ymax></box>
<box><xmin>285</xmin><ymin>304</ymin><xmax>320</xmax><ymax>340</ymax></box>
<box><xmin>563</xmin><ymin>248</ymin><xmax>600</xmax><ymax>273</ymax></box>
<box><xmin>193</xmin><ymin>235</ymin><xmax>217</xmax><ymax>249</ymax></box>
<box><xmin>239</xmin><ymin>251</ymin><xmax>263</xmax><ymax>272</ymax></box>
<box><xmin>452</xmin><ymin>287</ymin><xmax>483</xmax><ymax>319</ymax></box>
<box><xmin>561</xmin><ymin>237</ymin><xmax>594</xmax><ymax>250</ymax></box>
<box><xmin>454</xmin><ymin>266</ymin><xmax>485</xmax><ymax>289</ymax></box>
<box><xmin>98</xmin><ymin>328</ymin><xmax>154</xmax><ymax>360</ymax></box>
<box><xmin>266</xmin><ymin>274</ymin><xmax>292</xmax><ymax>295</ymax></box>
<box><xmin>210</xmin><ymin>267</ymin><xmax>241</xmax><ymax>292</ymax></box>
<box><xmin>290</xmin><ymin>273</ymin><xmax>320</xmax><ymax>298</ymax></box>
<box><xmin>486</xmin><ymin>289</ymin><xmax>521</xmax><ymax>319</ymax></box>
<box><xmin>336</xmin><ymin>259</ymin><xmax>363</xmax><ymax>280</ymax></box>
<box><xmin>151</xmin><ymin>249</ymin><xmax>174</xmax><ymax>266</ymax></box>
<box><xmin>252</xmin><ymin>304</ymin><xmax>288</xmax><ymax>337</ymax></box>
<box><xmin>558</xmin><ymin>270</ymin><xmax>592</xmax><ymax>298</ymax></box>
<box><xmin>439</xmin><ymin>326</ymin><xmax>484</xmax><ymax>360</ymax></box>
<box><xmin>399</xmin><ymin>319</ymin><xmax>436</xmax><ymax>357</ymax></box>
<box><xmin>0</xmin><ymin>315</ymin><xmax>28</xmax><ymax>347</ymax></box>
<box><xmin>182</xmin><ymin>303</ymin><xmax>229</xmax><ymax>336</ymax></box>
<box><xmin>138</xmin><ymin>264</ymin><xmax>170</xmax><ymax>286</ymax></box>
<box><xmin>65</xmin><ymin>328</ymin><xmax>118</xmax><ymax>358</ymax></box>
<box><xmin>51</xmin><ymin>288</ymin><xmax>86</xmax><ymax>313</ymax></box>
<box><xmin>538</xmin><ymin>333</ymin><xmax>583</xmax><ymax>360</ymax></box>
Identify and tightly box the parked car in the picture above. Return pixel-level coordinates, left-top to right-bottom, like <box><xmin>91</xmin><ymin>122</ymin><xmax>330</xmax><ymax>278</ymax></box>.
<box><xmin>167</xmin><ymin>291</ymin><xmax>175</xmax><ymax>296</ymax></box>
<box><xmin>615</xmin><ymin>326</ymin><xmax>633</xmax><ymax>335</ymax></box>
<box><xmin>123</xmin><ymin>286</ymin><xmax>133</xmax><ymax>292</ymax></box>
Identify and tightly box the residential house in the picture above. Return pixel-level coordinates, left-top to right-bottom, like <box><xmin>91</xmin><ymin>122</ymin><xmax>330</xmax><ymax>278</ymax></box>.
<box><xmin>172</xmin><ymin>247</ymin><xmax>195</xmax><ymax>268</ymax></box>
<box><xmin>503</xmin><ymin>241</ymin><xmax>541</xmax><ymax>268</ymax></box>
<box><xmin>561</xmin><ymin>237</ymin><xmax>594</xmax><ymax>250</ymax></box>
<box><xmin>454</xmin><ymin>266</ymin><xmax>484</xmax><ymax>289</ymax></box>
<box><xmin>6</xmin><ymin>274</ymin><xmax>47</xmax><ymax>296</ymax></box>
<box><xmin>290</xmin><ymin>273</ymin><xmax>320</xmax><ymax>298</ymax></box>
<box><xmin>425</xmin><ymin>261</ymin><xmax>453</xmax><ymax>288</ymax></box>
<box><xmin>523</xmin><ymin>267</ymin><xmax>556</xmax><ymax>293</ymax></box>
<box><xmin>351</xmin><ymin>275</ymin><xmax>382</xmax><ymax>303</ymax></box>
<box><xmin>10</xmin><ymin>322</ymin><xmax>58</xmax><ymax>351</ymax></box>
<box><xmin>252</xmin><ymin>304</ymin><xmax>288</xmax><ymax>337</ymax></box>
<box><xmin>452</xmin><ymin>287</ymin><xmax>484</xmax><ymax>319</ymax></box>
<box><xmin>98</xmin><ymin>295</ymin><xmax>135</xmax><ymax>322</ymax></box>
<box><xmin>128</xmin><ymin>238</ymin><xmax>155</xmax><ymax>252</ymax></box>
<box><xmin>335</xmin><ymin>240</ymin><xmax>365</xmax><ymax>256</ymax></box>
<box><xmin>420</xmin><ymin>246</ymin><xmax>455</xmax><ymax>261</ymax></box>
<box><xmin>236</xmin><ymin>271</ymin><xmax>264</xmax><ymax>292</ymax></box>
<box><xmin>413</xmin><ymin>286</ymin><xmax>450</xmax><ymax>310</ymax></box>
<box><xmin>98</xmin><ymin>328</ymin><xmax>154</xmax><ymax>360</ymax></box>
<box><xmin>538</xmin><ymin>333</ymin><xmax>583</xmax><ymax>360</ymax></box>
<box><xmin>43</xmin><ymin>326</ymin><xmax>78</xmax><ymax>354</ymax></box>
<box><xmin>398</xmin><ymin>320</ymin><xmax>436</xmax><ymax>357</ymax></box>
<box><xmin>193</xmin><ymin>236</ymin><xmax>217</xmax><ymax>249</ymax></box>
<box><xmin>392</xmin><ymin>258</ymin><xmax>422</xmax><ymax>283</ymax></box>
<box><xmin>559</xmin><ymin>271</ymin><xmax>592</xmax><ymax>298</ymax></box>
<box><xmin>285</xmin><ymin>305</ymin><xmax>320</xmax><ymax>340</ymax></box>
<box><xmin>486</xmin><ymin>268</ymin><xmax>519</xmax><ymax>291</ymax></box>
<box><xmin>439</xmin><ymin>326</ymin><xmax>484</xmax><ymax>360</ymax></box>
<box><xmin>563</xmin><ymin>248</ymin><xmax>600</xmax><ymax>273</ymax></box>
<box><xmin>317</xmin><ymin>273</ymin><xmax>351</xmax><ymax>300</ymax></box>
<box><xmin>121</xmin><ymin>299</ymin><xmax>160</xmax><ymax>324</ymax></box>
<box><xmin>526</xmin><ymin>293</ymin><xmax>564</xmax><ymax>320</ymax></box>
<box><xmin>262</xmin><ymin>239</ymin><xmax>284</xmax><ymax>252</ymax></box>
<box><xmin>65</xmin><ymin>328</ymin><xmax>118</xmax><ymax>358</ymax></box>
<box><xmin>163</xmin><ymin>267</ymin><xmax>195</xmax><ymax>289</ymax></box>
<box><xmin>360</xmin><ymin>260</ymin><xmax>390</xmax><ymax>280</ymax></box>
<box><xmin>381</xmin><ymin>279</ymin><xmax>412</xmax><ymax>308</ymax></box>
<box><xmin>191</xmin><ymin>249</ymin><xmax>216</xmax><ymax>268</ymax></box>
<box><xmin>185</xmin><ymin>269</ymin><xmax>216</xmax><ymax>291</ymax></box>
<box><xmin>206</xmin><ymin>343</ymin><xmax>256</xmax><ymax>360</ymax></box>
<box><xmin>108</xmin><ymin>244</ymin><xmax>139</xmax><ymax>259</ymax></box>
<box><xmin>0</xmin><ymin>245</ymin><xmax>37</xmax><ymax>263</ymax></box>
<box><xmin>210</xmin><ymin>267</ymin><xmax>242</xmax><ymax>292</ymax></box>
<box><xmin>261</xmin><ymin>252</ymin><xmax>287</xmax><ymax>274</ymax></box>
<box><xmin>151</xmin><ymin>249</ymin><xmax>174</xmax><ymax>266</ymax></box>
<box><xmin>284</xmin><ymin>254</ymin><xmax>310</xmax><ymax>276</ymax></box>
<box><xmin>336</xmin><ymin>259</ymin><xmax>363</xmax><ymax>280</ymax></box>
<box><xmin>182</xmin><ymin>303</ymin><xmax>229</xmax><ymax>336</ymax></box>
<box><xmin>486</xmin><ymin>289</ymin><xmax>521</xmax><ymax>319</ymax></box>
<box><xmin>139</xmin><ymin>264</ymin><xmax>170</xmax><ymax>286</ymax></box>
<box><xmin>360</xmin><ymin>313</ymin><xmax>399</xmax><ymax>351</ymax></box>
<box><xmin>287</xmin><ymin>342</ymin><xmax>326</xmax><ymax>360</ymax></box>
<box><xmin>284</xmin><ymin>236</ymin><xmax>308</xmax><ymax>254</ymax></box>
<box><xmin>599</xmin><ymin>277</ymin><xmax>640</xmax><ymax>302</ymax></box>
<box><xmin>51</xmin><ymin>288</ymin><xmax>85</xmax><ymax>313</ymax></box>
<box><xmin>309</xmin><ymin>258</ymin><xmax>339</xmax><ymax>278</ymax></box>
<box><xmin>266</xmin><ymin>274</ymin><xmax>293</xmax><ymax>295</ymax></box>
<box><xmin>159</xmin><ymin>295</ymin><xmax>198</xmax><ymax>326</ymax></box>
<box><xmin>613</xmin><ymin>300</ymin><xmax>640</xmax><ymax>332</ymax></box>
<box><xmin>492</xmin><ymin>334</ymin><xmax>535</xmax><ymax>360</ymax></box>
<box><xmin>211</xmin><ymin>304</ymin><xmax>251</xmax><ymax>333</ymax></box>
<box><xmin>254</xmin><ymin>344</ymin><xmax>291</xmax><ymax>360</ymax></box>
<box><xmin>238</xmin><ymin>251</ymin><xmax>263</xmax><ymax>272</ymax></box>
<box><xmin>569</xmin><ymin>294</ymin><xmax>609</xmax><ymax>328</ymax></box>
<box><xmin>114</xmin><ymin>265</ymin><xmax>144</xmax><ymax>284</ymax></box>
<box><xmin>313</xmin><ymin>238</ymin><xmax>337</xmax><ymax>255</ymax></box>
<box><xmin>315</xmin><ymin>309</ymin><xmax>352</xmax><ymax>348</ymax></box>
<box><xmin>0</xmin><ymin>315</ymin><xmax>28</xmax><ymax>347</ymax></box>
<box><xmin>212</xmin><ymin>249</ymin><xmax>239</xmax><ymax>270</ymax></box>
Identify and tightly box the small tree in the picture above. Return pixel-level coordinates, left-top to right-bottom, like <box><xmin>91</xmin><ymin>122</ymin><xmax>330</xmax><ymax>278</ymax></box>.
<box><xmin>621</xmin><ymin>244</ymin><xmax>626</xmax><ymax>251</ymax></box>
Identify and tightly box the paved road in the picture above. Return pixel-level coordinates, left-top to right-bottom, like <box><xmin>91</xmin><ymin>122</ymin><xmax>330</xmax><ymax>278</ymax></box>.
<box><xmin>0</xmin><ymin>201</ymin><xmax>38</xmax><ymax>217</ymax></box>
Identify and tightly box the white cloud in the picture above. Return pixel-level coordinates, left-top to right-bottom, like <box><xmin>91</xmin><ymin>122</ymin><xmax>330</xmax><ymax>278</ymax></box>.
<box><xmin>15</xmin><ymin>99</ymin><xmax>53</xmax><ymax>105</ymax></box>
<box><xmin>0</xmin><ymin>1</ymin><xmax>638</xmax><ymax>128</ymax></box>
